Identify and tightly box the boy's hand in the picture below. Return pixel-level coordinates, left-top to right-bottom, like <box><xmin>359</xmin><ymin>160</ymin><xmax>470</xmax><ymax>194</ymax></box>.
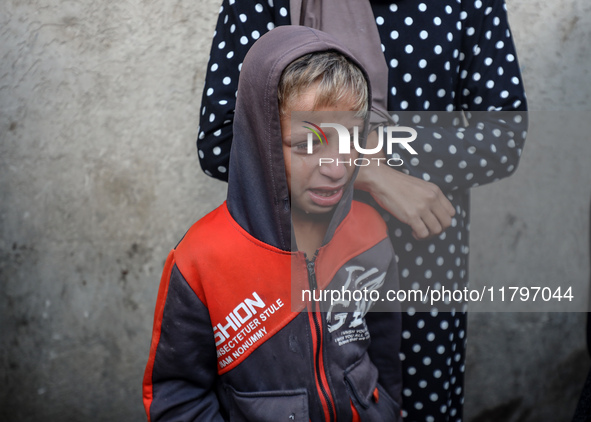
<box><xmin>355</xmin><ymin>131</ymin><xmax>455</xmax><ymax>240</ymax></box>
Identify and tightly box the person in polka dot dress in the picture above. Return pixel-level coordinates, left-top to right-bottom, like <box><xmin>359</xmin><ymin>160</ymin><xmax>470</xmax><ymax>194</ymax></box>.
<box><xmin>196</xmin><ymin>1</ymin><xmax>527</xmax><ymax>421</ymax></box>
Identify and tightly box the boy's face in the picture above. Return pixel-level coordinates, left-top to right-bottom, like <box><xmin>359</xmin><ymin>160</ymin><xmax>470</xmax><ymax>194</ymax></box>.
<box><xmin>280</xmin><ymin>83</ymin><xmax>362</xmax><ymax>217</ymax></box>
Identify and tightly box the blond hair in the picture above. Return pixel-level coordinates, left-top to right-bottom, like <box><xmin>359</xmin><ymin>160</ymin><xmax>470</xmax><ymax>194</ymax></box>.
<box><xmin>278</xmin><ymin>50</ymin><xmax>368</xmax><ymax>116</ymax></box>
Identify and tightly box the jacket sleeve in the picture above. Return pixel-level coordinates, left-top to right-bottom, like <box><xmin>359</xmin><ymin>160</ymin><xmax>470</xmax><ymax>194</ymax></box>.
<box><xmin>365</xmin><ymin>253</ymin><xmax>402</xmax><ymax>407</ymax></box>
<box><xmin>143</xmin><ymin>251</ymin><xmax>225</xmax><ymax>422</ymax></box>
<box><xmin>197</xmin><ymin>0</ymin><xmax>290</xmax><ymax>181</ymax></box>
<box><xmin>389</xmin><ymin>0</ymin><xmax>528</xmax><ymax>192</ymax></box>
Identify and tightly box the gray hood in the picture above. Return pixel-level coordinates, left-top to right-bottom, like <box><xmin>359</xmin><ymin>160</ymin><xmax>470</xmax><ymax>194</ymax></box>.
<box><xmin>226</xmin><ymin>26</ymin><xmax>371</xmax><ymax>251</ymax></box>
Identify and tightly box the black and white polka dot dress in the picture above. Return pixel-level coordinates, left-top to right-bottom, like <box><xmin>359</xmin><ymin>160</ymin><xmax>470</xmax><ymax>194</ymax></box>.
<box><xmin>197</xmin><ymin>1</ymin><xmax>527</xmax><ymax>421</ymax></box>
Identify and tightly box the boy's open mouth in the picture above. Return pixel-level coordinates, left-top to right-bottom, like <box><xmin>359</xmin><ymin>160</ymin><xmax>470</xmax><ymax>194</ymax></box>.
<box><xmin>308</xmin><ymin>186</ymin><xmax>344</xmax><ymax>207</ymax></box>
<box><xmin>311</xmin><ymin>188</ymin><xmax>341</xmax><ymax>197</ymax></box>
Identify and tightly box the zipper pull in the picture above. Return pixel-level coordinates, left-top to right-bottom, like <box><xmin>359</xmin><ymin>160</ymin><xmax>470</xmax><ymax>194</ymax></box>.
<box><xmin>306</xmin><ymin>259</ymin><xmax>318</xmax><ymax>291</ymax></box>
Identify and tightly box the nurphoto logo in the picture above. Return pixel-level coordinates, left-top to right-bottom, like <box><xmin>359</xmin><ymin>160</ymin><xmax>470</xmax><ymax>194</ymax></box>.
<box><xmin>303</xmin><ymin>123</ymin><xmax>418</xmax><ymax>167</ymax></box>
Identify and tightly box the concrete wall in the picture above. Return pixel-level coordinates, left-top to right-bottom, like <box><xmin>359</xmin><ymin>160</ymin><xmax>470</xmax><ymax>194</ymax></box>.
<box><xmin>466</xmin><ymin>1</ymin><xmax>591</xmax><ymax>420</ymax></box>
<box><xmin>0</xmin><ymin>1</ymin><xmax>589</xmax><ymax>421</ymax></box>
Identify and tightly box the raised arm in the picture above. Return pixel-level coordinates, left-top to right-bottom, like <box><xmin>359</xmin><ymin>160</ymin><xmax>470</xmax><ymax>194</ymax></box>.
<box><xmin>389</xmin><ymin>0</ymin><xmax>528</xmax><ymax>191</ymax></box>
<box><xmin>356</xmin><ymin>0</ymin><xmax>527</xmax><ymax>239</ymax></box>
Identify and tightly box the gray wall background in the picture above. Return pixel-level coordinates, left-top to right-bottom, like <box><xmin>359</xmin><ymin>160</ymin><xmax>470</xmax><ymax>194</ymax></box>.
<box><xmin>0</xmin><ymin>0</ymin><xmax>589</xmax><ymax>421</ymax></box>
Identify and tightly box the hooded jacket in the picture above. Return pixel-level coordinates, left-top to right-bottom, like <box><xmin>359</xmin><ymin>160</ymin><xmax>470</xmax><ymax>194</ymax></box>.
<box><xmin>143</xmin><ymin>26</ymin><xmax>402</xmax><ymax>422</ymax></box>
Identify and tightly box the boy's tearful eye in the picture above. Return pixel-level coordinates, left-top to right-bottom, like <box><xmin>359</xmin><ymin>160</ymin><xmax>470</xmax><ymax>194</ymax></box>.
<box><xmin>294</xmin><ymin>139</ymin><xmax>321</xmax><ymax>154</ymax></box>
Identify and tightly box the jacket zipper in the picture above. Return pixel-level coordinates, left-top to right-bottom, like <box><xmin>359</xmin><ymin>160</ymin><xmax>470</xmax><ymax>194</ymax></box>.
<box><xmin>306</xmin><ymin>252</ymin><xmax>336</xmax><ymax>422</ymax></box>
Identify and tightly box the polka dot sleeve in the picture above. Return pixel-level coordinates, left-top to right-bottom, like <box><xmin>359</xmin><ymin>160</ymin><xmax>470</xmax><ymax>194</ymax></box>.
<box><xmin>197</xmin><ymin>0</ymin><xmax>290</xmax><ymax>181</ymax></box>
<box><xmin>458</xmin><ymin>0</ymin><xmax>527</xmax><ymax>112</ymax></box>
<box><xmin>388</xmin><ymin>0</ymin><xmax>528</xmax><ymax>191</ymax></box>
